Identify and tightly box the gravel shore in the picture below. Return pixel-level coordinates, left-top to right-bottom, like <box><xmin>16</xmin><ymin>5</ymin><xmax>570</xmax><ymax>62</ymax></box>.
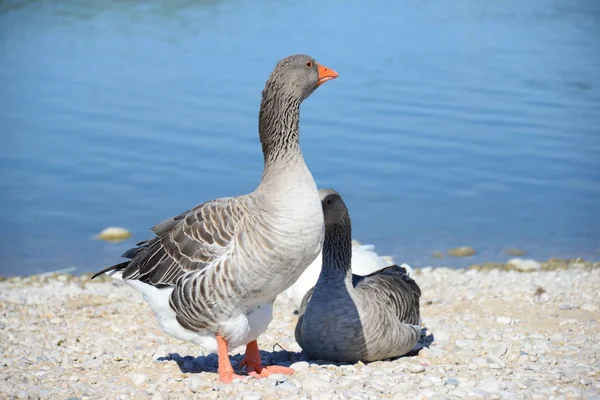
<box><xmin>1</xmin><ymin>264</ymin><xmax>599</xmax><ymax>400</ymax></box>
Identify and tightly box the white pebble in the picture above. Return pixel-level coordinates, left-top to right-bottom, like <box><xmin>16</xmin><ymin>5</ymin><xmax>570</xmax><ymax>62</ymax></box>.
<box><xmin>408</xmin><ymin>364</ymin><xmax>426</xmax><ymax>373</ymax></box>
<box><xmin>302</xmin><ymin>375</ymin><xmax>330</xmax><ymax>391</ymax></box>
<box><xmin>489</xmin><ymin>343</ymin><xmax>508</xmax><ymax>358</ymax></box>
<box><xmin>507</xmin><ymin>258</ymin><xmax>541</xmax><ymax>272</ymax></box>
<box><xmin>241</xmin><ymin>392</ymin><xmax>262</xmax><ymax>400</ymax></box>
<box><xmin>267</xmin><ymin>373</ymin><xmax>289</xmax><ymax>382</ymax></box>
<box><xmin>486</xmin><ymin>354</ymin><xmax>505</xmax><ymax>367</ymax></box>
<box><xmin>419</xmin><ymin>380</ymin><xmax>434</xmax><ymax>388</ymax></box>
<box><xmin>496</xmin><ymin>316</ymin><xmax>512</xmax><ymax>325</ymax></box>
<box><xmin>16</xmin><ymin>391</ymin><xmax>29</xmax><ymax>400</ymax></box>
<box><xmin>581</xmin><ymin>303</ymin><xmax>598</xmax><ymax>312</ymax></box>
<box><xmin>187</xmin><ymin>376</ymin><xmax>215</xmax><ymax>393</ymax></box>
<box><xmin>289</xmin><ymin>361</ymin><xmax>309</xmax><ymax>372</ymax></box>
<box><xmin>478</xmin><ymin>378</ymin><xmax>505</xmax><ymax>392</ymax></box>
<box><xmin>129</xmin><ymin>373</ymin><xmax>148</xmax><ymax>386</ymax></box>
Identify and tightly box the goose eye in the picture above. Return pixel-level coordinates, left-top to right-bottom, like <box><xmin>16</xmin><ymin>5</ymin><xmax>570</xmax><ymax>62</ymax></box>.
<box><xmin>306</xmin><ymin>61</ymin><xmax>312</xmax><ymax>68</ymax></box>
<box><xmin>327</xmin><ymin>199</ymin><xmax>332</xmax><ymax>205</ymax></box>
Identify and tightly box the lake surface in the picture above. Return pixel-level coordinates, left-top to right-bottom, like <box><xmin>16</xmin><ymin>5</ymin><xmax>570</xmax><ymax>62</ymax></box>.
<box><xmin>1</xmin><ymin>0</ymin><xmax>599</xmax><ymax>276</ymax></box>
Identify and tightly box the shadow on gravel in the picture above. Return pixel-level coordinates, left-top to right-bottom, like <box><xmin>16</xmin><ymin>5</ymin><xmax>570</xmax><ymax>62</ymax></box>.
<box><xmin>156</xmin><ymin>328</ymin><xmax>434</xmax><ymax>377</ymax></box>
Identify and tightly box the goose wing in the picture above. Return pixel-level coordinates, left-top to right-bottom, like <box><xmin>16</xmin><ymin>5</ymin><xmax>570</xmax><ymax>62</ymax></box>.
<box><xmin>106</xmin><ymin>196</ymin><xmax>248</xmax><ymax>288</ymax></box>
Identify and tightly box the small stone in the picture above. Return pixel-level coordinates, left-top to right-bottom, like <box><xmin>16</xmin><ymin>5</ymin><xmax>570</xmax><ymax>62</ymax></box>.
<box><xmin>241</xmin><ymin>392</ymin><xmax>262</xmax><ymax>400</ymax></box>
<box><xmin>489</xmin><ymin>343</ymin><xmax>508</xmax><ymax>358</ymax></box>
<box><xmin>451</xmin><ymin>388</ymin><xmax>468</xmax><ymax>397</ymax></box>
<box><xmin>418</xmin><ymin>348</ymin><xmax>430</xmax><ymax>358</ymax></box>
<box><xmin>478</xmin><ymin>378</ymin><xmax>505</xmax><ymax>392</ymax></box>
<box><xmin>435</xmin><ymin>331</ymin><xmax>450</xmax><ymax>341</ymax></box>
<box><xmin>96</xmin><ymin>226</ymin><xmax>132</xmax><ymax>242</ymax></box>
<box><xmin>302</xmin><ymin>375</ymin><xmax>329</xmax><ymax>391</ymax></box>
<box><xmin>507</xmin><ymin>258</ymin><xmax>541</xmax><ymax>272</ymax></box>
<box><xmin>50</xmin><ymin>318</ymin><xmax>61</xmax><ymax>325</ymax></box>
<box><xmin>496</xmin><ymin>316</ymin><xmax>511</xmax><ymax>325</ymax></box>
<box><xmin>460</xmin><ymin>380</ymin><xmax>477</xmax><ymax>389</ymax></box>
<box><xmin>486</xmin><ymin>354</ymin><xmax>505</xmax><ymax>368</ymax></box>
<box><xmin>130</xmin><ymin>373</ymin><xmax>148</xmax><ymax>386</ymax></box>
<box><xmin>187</xmin><ymin>376</ymin><xmax>215</xmax><ymax>393</ymax></box>
<box><xmin>151</xmin><ymin>393</ymin><xmax>164</xmax><ymax>400</ymax></box>
<box><xmin>267</xmin><ymin>373</ymin><xmax>289</xmax><ymax>383</ymax></box>
<box><xmin>581</xmin><ymin>303</ymin><xmax>598</xmax><ymax>312</ymax></box>
<box><xmin>16</xmin><ymin>391</ymin><xmax>29</xmax><ymax>400</ymax></box>
<box><xmin>468</xmin><ymin>363</ymin><xmax>479</xmax><ymax>371</ymax></box>
<box><xmin>448</xmin><ymin>246</ymin><xmax>476</xmax><ymax>257</ymax></box>
<box><xmin>289</xmin><ymin>361</ymin><xmax>309</xmax><ymax>372</ymax></box>
<box><xmin>276</xmin><ymin>380</ymin><xmax>298</xmax><ymax>391</ymax></box>
<box><xmin>471</xmin><ymin>389</ymin><xmax>491</xmax><ymax>398</ymax></box>
<box><xmin>419</xmin><ymin>380</ymin><xmax>434</xmax><ymax>388</ymax></box>
<box><xmin>580</xmin><ymin>377</ymin><xmax>593</xmax><ymax>385</ymax></box>
<box><xmin>445</xmin><ymin>378</ymin><xmax>460</xmax><ymax>386</ymax></box>
<box><xmin>455</xmin><ymin>340</ymin><xmax>471</xmax><ymax>349</ymax></box>
<box><xmin>408</xmin><ymin>364</ymin><xmax>426</xmax><ymax>373</ymax></box>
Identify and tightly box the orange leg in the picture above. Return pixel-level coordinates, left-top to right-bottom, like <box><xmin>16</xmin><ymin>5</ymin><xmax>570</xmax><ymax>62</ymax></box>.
<box><xmin>216</xmin><ymin>334</ymin><xmax>244</xmax><ymax>383</ymax></box>
<box><xmin>239</xmin><ymin>340</ymin><xmax>295</xmax><ymax>378</ymax></box>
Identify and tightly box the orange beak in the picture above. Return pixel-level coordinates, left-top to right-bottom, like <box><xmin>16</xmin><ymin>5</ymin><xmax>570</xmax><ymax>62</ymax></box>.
<box><xmin>317</xmin><ymin>64</ymin><xmax>339</xmax><ymax>86</ymax></box>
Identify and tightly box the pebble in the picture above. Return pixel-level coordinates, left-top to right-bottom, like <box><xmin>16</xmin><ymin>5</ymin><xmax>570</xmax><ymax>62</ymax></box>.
<box><xmin>187</xmin><ymin>376</ymin><xmax>215</xmax><ymax>393</ymax></box>
<box><xmin>581</xmin><ymin>303</ymin><xmax>598</xmax><ymax>312</ymax></box>
<box><xmin>289</xmin><ymin>361</ymin><xmax>309</xmax><ymax>372</ymax></box>
<box><xmin>302</xmin><ymin>376</ymin><xmax>329</xmax><ymax>391</ymax></box>
<box><xmin>241</xmin><ymin>392</ymin><xmax>262</xmax><ymax>400</ymax></box>
<box><xmin>267</xmin><ymin>373</ymin><xmax>289</xmax><ymax>382</ymax></box>
<box><xmin>447</xmin><ymin>246</ymin><xmax>476</xmax><ymax>257</ymax></box>
<box><xmin>489</xmin><ymin>343</ymin><xmax>508</xmax><ymax>358</ymax></box>
<box><xmin>96</xmin><ymin>226</ymin><xmax>132</xmax><ymax>242</ymax></box>
<box><xmin>16</xmin><ymin>391</ymin><xmax>29</xmax><ymax>399</ymax></box>
<box><xmin>129</xmin><ymin>373</ymin><xmax>148</xmax><ymax>386</ymax></box>
<box><xmin>455</xmin><ymin>340</ymin><xmax>471</xmax><ymax>349</ymax></box>
<box><xmin>445</xmin><ymin>378</ymin><xmax>460</xmax><ymax>386</ymax></box>
<box><xmin>496</xmin><ymin>316</ymin><xmax>512</xmax><ymax>325</ymax></box>
<box><xmin>408</xmin><ymin>364</ymin><xmax>426</xmax><ymax>373</ymax></box>
<box><xmin>507</xmin><ymin>258</ymin><xmax>542</xmax><ymax>272</ymax></box>
<box><xmin>478</xmin><ymin>378</ymin><xmax>505</xmax><ymax>392</ymax></box>
<box><xmin>419</xmin><ymin>380</ymin><xmax>434</xmax><ymax>388</ymax></box>
<box><xmin>485</xmin><ymin>354</ymin><xmax>506</xmax><ymax>368</ymax></box>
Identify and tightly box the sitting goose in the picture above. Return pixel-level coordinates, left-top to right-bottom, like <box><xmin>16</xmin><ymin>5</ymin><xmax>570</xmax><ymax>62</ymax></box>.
<box><xmin>285</xmin><ymin>240</ymin><xmax>398</xmax><ymax>309</ymax></box>
<box><xmin>91</xmin><ymin>55</ymin><xmax>339</xmax><ymax>383</ymax></box>
<box><xmin>295</xmin><ymin>189</ymin><xmax>422</xmax><ymax>363</ymax></box>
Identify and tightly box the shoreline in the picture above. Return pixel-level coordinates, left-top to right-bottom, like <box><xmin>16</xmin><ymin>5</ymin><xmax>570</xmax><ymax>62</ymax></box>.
<box><xmin>1</xmin><ymin>256</ymin><xmax>598</xmax><ymax>282</ymax></box>
<box><xmin>0</xmin><ymin>263</ymin><xmax>598</xmax><ymax>399</ymax></box>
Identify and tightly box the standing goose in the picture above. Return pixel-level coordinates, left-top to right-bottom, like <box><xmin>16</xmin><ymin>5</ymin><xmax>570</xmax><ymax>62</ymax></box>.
<box><xmin>295</xmin><ymin>189</ymin><xmax>421</xmax><ymax>363</ymax></box>
<box><xmin>91</xmin><ymin>55</ymin><xmax>338</xmax><ymax>383</ymax></box>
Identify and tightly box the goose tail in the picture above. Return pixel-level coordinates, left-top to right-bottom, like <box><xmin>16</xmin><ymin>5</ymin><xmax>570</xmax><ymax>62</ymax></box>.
<box><xmin>90</xmin><ymin>261</ymin><xmax>129</xmax><ymax>280</ymax></box>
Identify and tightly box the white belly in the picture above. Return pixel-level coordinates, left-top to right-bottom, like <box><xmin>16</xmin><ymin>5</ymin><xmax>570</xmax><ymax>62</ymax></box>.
<box><xmin>110</xmin><ymin>271</ymin><xmax>273</xmax><ymax>353</ymax></box>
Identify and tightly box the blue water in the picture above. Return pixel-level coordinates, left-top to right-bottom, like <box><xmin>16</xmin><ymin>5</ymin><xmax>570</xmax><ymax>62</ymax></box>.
<box><xmin>1</xmin><ymin>0</ymin><xmax>599</xmax><ymax>276</ymax></box>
